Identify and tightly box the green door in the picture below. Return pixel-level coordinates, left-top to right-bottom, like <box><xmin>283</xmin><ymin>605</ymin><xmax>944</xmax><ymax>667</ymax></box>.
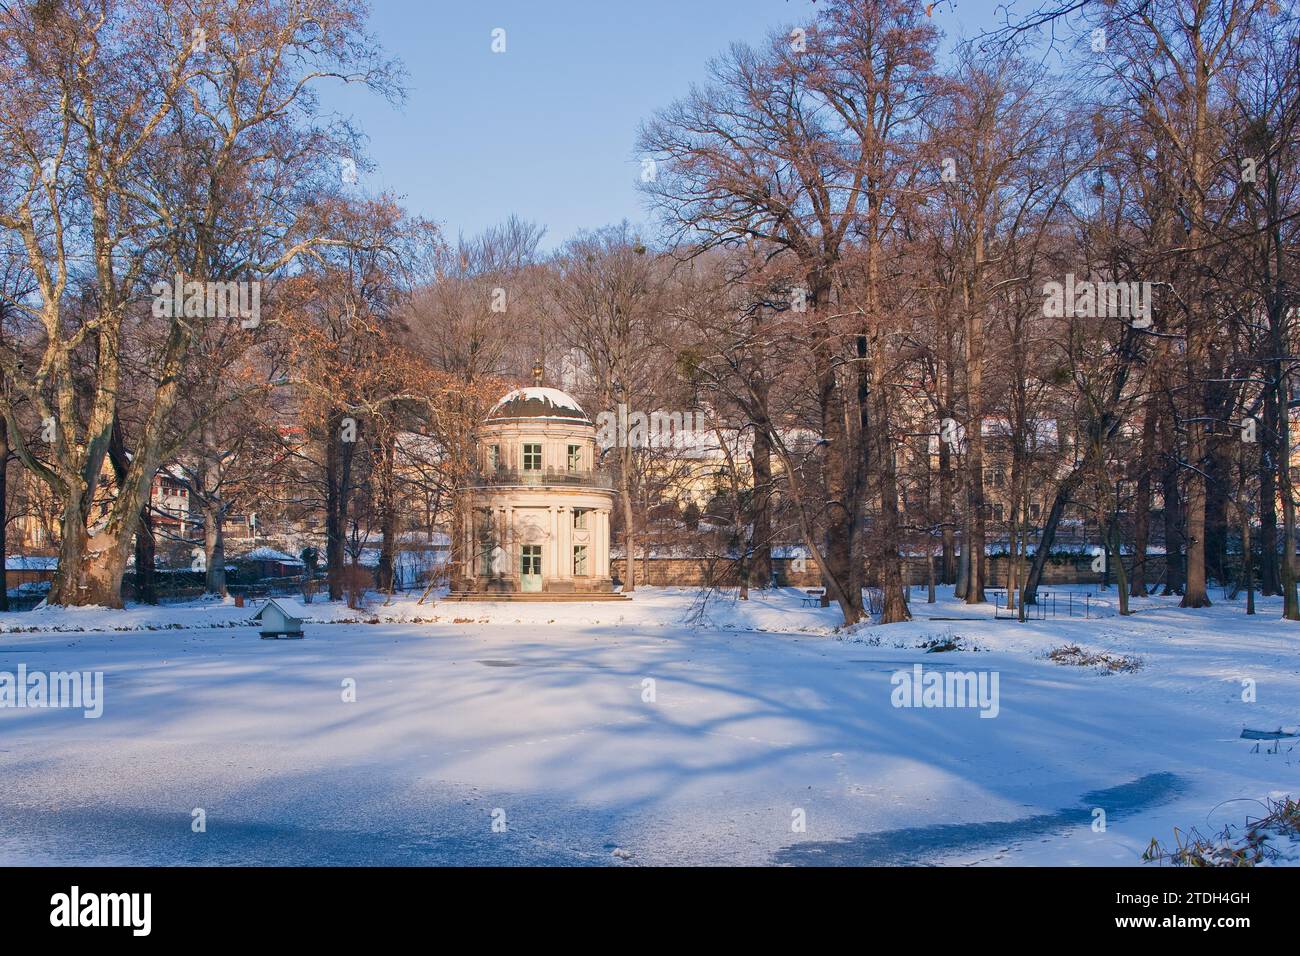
<box><xmin>521</xmin><ymin>545</ymin><xmax>543</xmax><ymax>592</ymax></box>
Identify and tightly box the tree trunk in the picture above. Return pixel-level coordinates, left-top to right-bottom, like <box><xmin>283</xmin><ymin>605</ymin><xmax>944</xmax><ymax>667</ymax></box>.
<box><xmin>939</xmin><ymin>351</ymin><xmax>958</xmax><ymax>584</ymax></box>
<box><xmin>749</xmin><ymin>416</ymin><xmax>773</xmax><ymax>588</ymax></box>
<box><xmin>1024</xmin><ymin>468</ymin><xmax>1083</xmax><ymax>605</ymax></box>
<box><xmin>954</xmin><ymin>514</ymin><xmax>969</xmax><ymax>600</ymax></box>
<box><xmin>939</xmin><ymin>419</ymin><xmax>955</xmax><ymax>584</ymax></box>
<box><xmin>1178</xmin><ymin>160</ymin><xmax>1210</xmax><ymax>608</ymax></box>
<box><xmin>1257</xmin><ymin>386</ymin><xmax>1281</xmax><ymax>595</ymax></box>
<box><xmin>1108</xmin><ymin>518</ymin><xmax>1130</xmax><ymax>615</ymax></box>
<box><xmin>926</xmin><ymin>546</ymin><xmax>936</xmax><ymax>603</ymax></box>
<box><xmin>0</xmin><ymin>444</ymin><xmax>8</xmax><ymax>613</ymax></box>
<box><xmin>1181</xmin><ymin>422</ymin><xmax>1212</xmax><ymax>607</ymax></box>
<box><xmin>1159</xmin><ymin>407</ymin><xmax>1184</xmax><ymax>595</ymax></box>
<box><xmin>65</xmin><ymin>528</ymin><xmax>134</xmax><ymax>608</ymax></box>
<box><xmin>134</xmin><ymin>508</ymin><xmax>157</xmax><ymax>604</ymax></box>
<box><xmin>618</xmin><ymin>443</ymin><xmax>636</xmax><ymax>593</ymax></box>
<box><xmin>1007</xmin><ymin>503</ymin><xmax>1019</xmax><ymax>612</ymax></box>
<box><xmin>107</xmin><ymin>417</ymin><xmax>157</xmax><ymax>605</ymax></box>
<box><xmin>818</xmin><ymin>343</ymin><xmax>862</xmax><ymax>620</ymax></box>
<box><xmin>49</xmin><ymin>501</ymin><xmax>88</xmax><ymax>606</ymax></box>
<box><xmin>1240</xmin><ymin>495</ymin><xmax>1255</xmax><ymax>616</ymax></box>
<box><xmin>199</xmin><ymin>420</ymin><xmax>227</xmax><ymax>597</ymax></box>
<box><xmin>866</xmin><ymin>331</ymin><xmax>909</xmax><ymax>623</ymax></box>
<box><xmin>376</xmin><ymin>431</ymin><xmax>398</xmax><ymax>594</ymax></box>
<box><xmin>1205</xmin><ymin>440</ymin><xmax>1229</xmax><ymax>587</ymax></box>
<box><xmin>325</xmin><ymin>415</ymin><xmax>356</xmax><ymax>602</ymax></box>
<box><xmin>767</xmin><ymin>426</ymin><xmax>863</xmax><ymax>626</ymax></box>
<box><xmin>1279</xmin><ymin>369</ymin><xmax>1299</xmax><ymax>621</ymax></box>
<box><xmin>963</xmin><ymin>337</ymin><xmax>986</xmax><ymax>603</ymax></box>
<box><xmin>203</xmin><ymin>504</ymin><xmax>228</xmax><ymax>597</ymax></box>
<box><xmin>53</xmin><ymin>419</ymin><xmax>141</xmax><ymax>608</ymax></box>
<box><xmin>1130</xmin><ymin>401</ymin><xmax>1156</xmax><ymax>597</ymax></box>
<box><xmin>964</xmin><ymin>455</ymin><xmax>987</xmax><ymax>603</ymax></box>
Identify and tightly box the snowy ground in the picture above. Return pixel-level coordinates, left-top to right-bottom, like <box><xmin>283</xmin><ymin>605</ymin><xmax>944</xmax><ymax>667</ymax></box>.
<box><xmin>1</xmin><ymin>585</ymin><xmax>1296</xmax><ymax>866</ymax></box>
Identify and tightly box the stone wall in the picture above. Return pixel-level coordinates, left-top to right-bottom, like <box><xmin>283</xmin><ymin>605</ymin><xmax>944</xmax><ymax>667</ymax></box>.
<box><xmin>611</xmin><ymin>554</ymin><xmax>1170</xmax><ymax>589</ymax></box>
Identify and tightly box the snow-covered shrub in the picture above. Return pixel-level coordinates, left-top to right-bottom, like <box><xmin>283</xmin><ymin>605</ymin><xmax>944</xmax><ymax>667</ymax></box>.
<box><xmin>1143</xmin><ymin>797</ymin><xmax>1300</xmax><ymax>866</ymax></box>
<box><xmin>1048</xmin><ymin>644</ymin><xmax>1141</xmax><ymax>673</ymax></box>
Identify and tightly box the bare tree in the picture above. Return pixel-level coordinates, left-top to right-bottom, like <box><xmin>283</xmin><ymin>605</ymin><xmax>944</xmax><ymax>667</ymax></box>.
<box><xmin>0</xmin><ymin>0</ymin><xmax>401</xmax><ymax>606</ymax></box>
<box><xmin>551</xmin><ymin>224</ymin><xmax>663</xmax><ymax>593</ymax></box>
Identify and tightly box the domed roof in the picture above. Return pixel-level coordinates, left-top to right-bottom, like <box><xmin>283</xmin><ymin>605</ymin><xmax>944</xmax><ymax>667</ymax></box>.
<box><xmin>484</xmin><ymin>386</ymin><xmax>591</xmax><ymax>424</ymax></box>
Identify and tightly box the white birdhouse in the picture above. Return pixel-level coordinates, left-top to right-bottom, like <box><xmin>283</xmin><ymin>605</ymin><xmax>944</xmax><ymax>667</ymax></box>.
<box><xmin>253</xmin><ymin>599</ymin><xmax>304</xmax><ymax>639</ymax></box>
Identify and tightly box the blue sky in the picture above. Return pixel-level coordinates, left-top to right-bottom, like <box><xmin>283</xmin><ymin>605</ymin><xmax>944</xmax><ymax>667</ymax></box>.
<box><xmin>320</xmin><ymin>0</ymin><xmax>1012</xmax><ymax>251</ymax></box>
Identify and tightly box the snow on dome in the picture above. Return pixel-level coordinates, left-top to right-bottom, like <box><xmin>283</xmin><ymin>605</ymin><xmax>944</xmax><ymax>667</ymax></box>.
<box><xmin>485</xmin><ymin>386</ymin><xmax>591</xmax><ymax>423</ymax></box>
<box><xmin>242</xmin><ymin>546</ymin><xmax>305</xmax><ymax>565</ymax></box>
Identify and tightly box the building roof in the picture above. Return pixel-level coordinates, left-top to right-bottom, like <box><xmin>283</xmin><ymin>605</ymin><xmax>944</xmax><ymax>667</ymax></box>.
<box><xmin>252</xmin><ymin>599</ymin><xmax>303</xmax><ymax>623</ymax></box>
<box><xmin>484</xmin><ymin>387</ymin><xmax>591</xmax><ymax>424</ymax></box>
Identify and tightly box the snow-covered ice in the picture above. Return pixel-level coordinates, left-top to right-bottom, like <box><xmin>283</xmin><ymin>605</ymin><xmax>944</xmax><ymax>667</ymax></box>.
<box><xmin>0</xmin><ymin>586</ymin><xmax>1295</xmax><ymax>865</ymax></box>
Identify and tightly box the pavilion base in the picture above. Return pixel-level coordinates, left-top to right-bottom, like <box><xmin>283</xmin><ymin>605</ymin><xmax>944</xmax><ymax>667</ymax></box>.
<box><xmin>443</xmin><ymin>590</ymin><xmax>630</xmax><ymax>602</ymax></box>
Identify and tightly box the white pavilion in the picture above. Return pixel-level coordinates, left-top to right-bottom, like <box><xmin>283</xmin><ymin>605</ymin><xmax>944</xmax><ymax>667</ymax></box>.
<box><xmin>451</xmin><ymin>375</ymin><xmax>624</xmax><ymax>600</ymax></box>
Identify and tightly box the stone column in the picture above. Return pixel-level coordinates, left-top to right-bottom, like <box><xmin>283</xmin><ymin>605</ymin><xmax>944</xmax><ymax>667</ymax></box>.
<box><xmin>597</xmin><ymin>508</ymin><xmax>609</xmax><ymax>581</ymax></box>
<box><xmin>547</xmin><ymin>506</ymin><xmax>560</xmax><ymax>578</ymax></box>
<box><xmin>465</xmin><ymin>507</ymin><xmax>475</xmax><ymax>582</ymax></box>
<box><xmin>558</xmin><ymin>506</ymin><xmax>572</xmax><ymax>579</ymax></box>
<box><xmin>607</xmin><ymin>509</ymin><xmax>616</xmax><ymax>583</ymax></box>
<box><xmin>504</xmin><ymin>505</ymin><xmax>514</xmax><ymax>583</ymax></box>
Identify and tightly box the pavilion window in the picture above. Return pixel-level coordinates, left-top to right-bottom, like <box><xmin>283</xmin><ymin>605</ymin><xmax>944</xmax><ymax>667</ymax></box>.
<box><xmin>567</xmin><ymin>444</ymin><xmax>581</xmax><ymax>472</ymax></box>
<box><xmin>573</xmin><ymin>545</ymin><xmax>588</xmax><ymax>576</ymax></box>
<box><xmin>523</xmin><ymin>443</ymin><xmax>542</xmax><ymax>471</ymax></box>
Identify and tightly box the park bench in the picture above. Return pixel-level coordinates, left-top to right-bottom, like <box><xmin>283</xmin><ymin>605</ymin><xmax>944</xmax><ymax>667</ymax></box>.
<box><xmin>801</xmin><ymin>587</ymin><xmax>826</xmax><ymax>607</ymax></box>
<box><xmin>1241</xmin><ymin>726</ymin><xmax>1298</xmax><ymax>755</ymax></box>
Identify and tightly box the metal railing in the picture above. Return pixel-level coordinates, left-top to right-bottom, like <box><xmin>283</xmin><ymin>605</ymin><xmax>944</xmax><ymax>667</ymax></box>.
<box><xmin>991</xmin><ymin>589</ymin><xmax>1091</xmax><ymax>620</ymax></box>
<box><xmin>465</xmin><ymin>467</ymin><xmax>615</xmax><ymax>490</ymax></box>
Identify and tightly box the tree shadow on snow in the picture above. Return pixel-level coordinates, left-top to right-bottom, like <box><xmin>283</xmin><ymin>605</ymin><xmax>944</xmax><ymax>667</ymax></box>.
<box><xmin>771</xmin><ymin>772</ymin><xmax>1184</xmax><ymax>865</ymax></box>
